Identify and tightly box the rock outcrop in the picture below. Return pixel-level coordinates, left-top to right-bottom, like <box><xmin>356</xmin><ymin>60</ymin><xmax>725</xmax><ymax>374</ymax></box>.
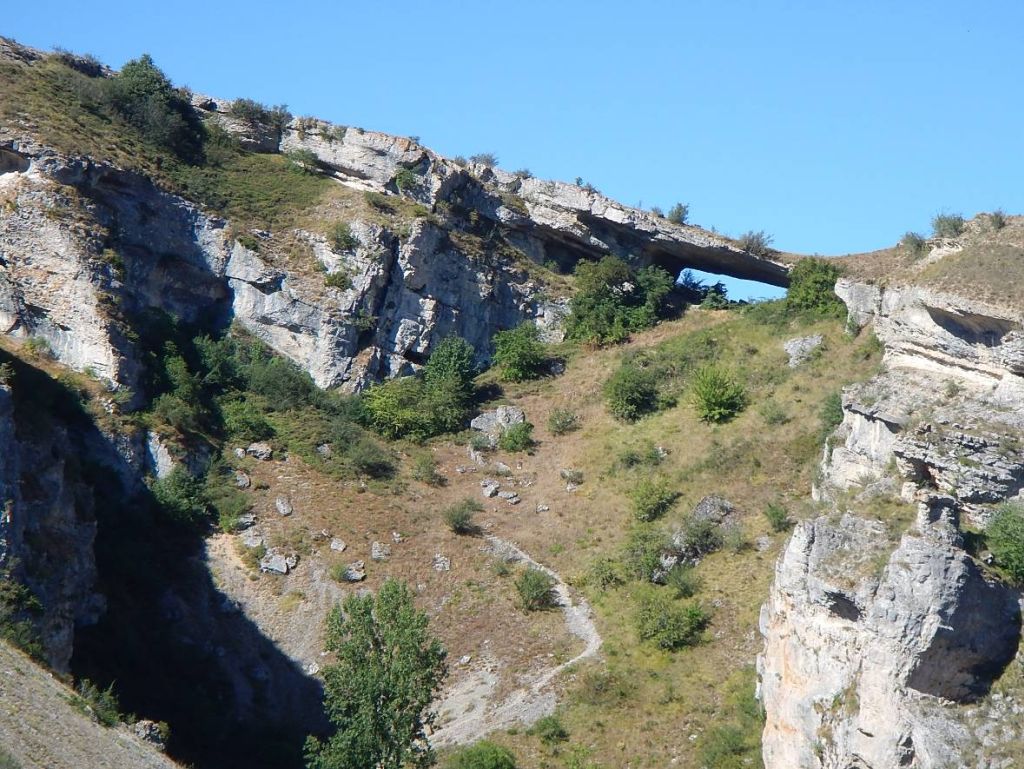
<box><xmin>761</xmin><ymin>278</ymin><xmax>1024</xmax><ymax>768</ymax></box>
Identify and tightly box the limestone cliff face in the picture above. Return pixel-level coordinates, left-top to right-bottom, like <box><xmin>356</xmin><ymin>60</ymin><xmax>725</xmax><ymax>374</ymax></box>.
<box><xmin>760</xmin><ymin>280</ymin><xmax>1024</xmax><ymax>769</ymax></box>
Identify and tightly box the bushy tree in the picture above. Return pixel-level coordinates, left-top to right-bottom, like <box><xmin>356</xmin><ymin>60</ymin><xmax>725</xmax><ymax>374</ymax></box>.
<box><xmin>424</xmin><ymin>337</ymin><xmax>477</xmax><ymax>401</ymax></box>
<box><xmin>565</xmin><ymin>257</ymin><xmax>673</xmax><ymax>345</ymax></box>
<box><xmin>306</xmin><ymin>579</ymin><xmax>447</xmax><ymax>769</ymax></box>
<box><xmin>103</xmin><ymin>54</ymin><xmax>204</xmax><ymax>161</ymax></box>
<box><xmin>786</xmin><ymin>258</ymin><xmax>844</xmax><ymax>315</ymax></box>
<box><xmin>666</xmin><ymin>203</ymin><xmax>689</xmax><ymax>225</ymax></box>
<box><xmin>932</xmin><ymin>212</ymin><xmax>965</xmax><ymax>238</ymax></box>
<box><xmin>492</xmin><ymin>324</ymin><xmax>545</xmax><ymax>382</ymax></box>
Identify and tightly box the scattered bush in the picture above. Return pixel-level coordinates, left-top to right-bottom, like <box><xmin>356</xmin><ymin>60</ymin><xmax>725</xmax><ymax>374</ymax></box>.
<box><xmin>736</xmin><ymin>230</ymin><xmax>774</xmax><ymax>256</ymax></box>
<box><xmin>393</xmin><ymin>166</ymin><xmax>420</xmax><ymax>193</ymax></box>
<box><xmin>515</xmin><ymin>568</ymin><xmax>557</xmax><ymax>611</ymax></box>
<box><xmin>0</xmin><ymin>572</ymin><xmax>43</xmax><ymax>659</ymax></box>
<box><xmin>469</xmin><ymin>153</ymin><xmax>498</xmax><ymax>168</ymax></box>
<box><xmin>758</xmin><ymin>399</ymin><xmax>789</xmax><ymax>426</ymax></box>
<box><xmin>786</xmin><ymin>258</ymin><xmax>844</xmax><ymax>315</ymax></box>
<box><xmin>324</xmin><ymin>271</ymin><xmax>352</xmax><ymax>290</ymax></box>
<box><xmin>666</xmin><ymin>202</ymin><xmax>689</xmax><ymax>225</ymax></box>
<box><xmin>228</xmin><ymin>98</ymin><xmax>291</xmax><ymax>132</ymax></box>
<box><xmin>445</xmin><ymin>498</ymin><xmax>483</xmax><ymax>535</ymax></box>
<box><xmin>900</xmin><ymin>231</ymin><xmax>928</xmax><ymax>258</ymax></box>
<box><xmin>630</xmin><ymin>479</ymin><xmax>678</xmax><ymax>522</ymax></box>
<box><xmin>764</xmin><ymin>502</ymin><xmax>792</xmax><ymax>533</ymax></box>
<box><xmin>565</xmin><ymin>257</ymin><xmax>674</xmax><ymax>345</ymax></box>
<box><xmin>586</xmin><ymin>557</ymin><xmax>625</xmax><ymax>590</ymax></box>
<box><xmin>527</xmin><ymin>715</ymin><xmax>568</xmax><ymax>745</ymax></box>
<box><xmin>412</xmin><ymin>454</ymin><xmax>445</xmax><ymax>486</ymax></box>
<box><xmin>71</xmin><ymin>679</ymin><xmax>121</xmax><ymax>727</ymax></box>
<box><xmin>932</xmin><ymin>212</ymin><xmax>965</xmax><ymax>238</ymax></box>
<box><xmin>618</xmin><ymin>442</ymin><xmax>664</xmax><ymax>468</ymax></box>
<box><xmin>547</xmin><ymin>407</ymin><xmax>580</xmax><ymax>435</ymax></box>
<box><xmin>22</xmin><ymin>337</ymin><xmax>52</xmax><ymax>358</ymax></box>
<box><xmin>990</xmin><ymin>209</ymin><xmax>1008</xmax><ymax>230</ymax></box>
<box><xmin>364</xmin><ymin>191</ymin><xmax>399</xmax><ymax>214</ymax></box>
<box><xmin>492</xmin><ymin>323</ymin><xmax>545</xmax><ymax>382</ymax></box>
<box><xmin>676</xmin><ymin>516</ymin><xmax>724</xmax><ymax>558</ymax></box>
<box><xmin>635</xmin><ymin>591</ymin><xmax>710</xmax><ymax>650</ymax></box>
<box><xmin>286</xmin><ymin>148</ymin><xmax>320</xmax><ymax>173</ymax></box>
<box><xmin>819</xmin><ymin>391</ymin><xmax>844</xmax><ymax>440</ymax></box>
<box><xmin>498</xmin><ymin>422</ymin><xmax>535</xmax><ymax>452</ymax></box>
<box><xmin>0</xmin><ymin>744</ymin><xmax>20</xmax><ymax>769</ymax></box>
<box><xmin>221</xmin><ymin>397</ymin><xmax>274</xmax><ymax>442</ymax></box>
<box><xmin>445</xmin><ymin>740</ymin><xmax>517</xmax><ymax>769</ymax></box>
<box><xmin>690</xmin><ymin>366</ymin><xmax>746</xmax><ymax>423</ymax></box>
<box><xmin>987</xmin><ymin>503</ymin><xmax>1024</xmax><ymax>584</ymax></box>
<box><xmin>424</xmin><ymin>336</ymin><xmax>477</xmax><ymax>401</ymax></box>
<box><xmin>665</xmin><ymin>564</ymin><xmax>702</xmax><ymax>599</ymax></box>
<box><xmin>604</xmin><ymin>365</ymin><xmax>659</xmax><ymax>422</ymax></box>
<box><xmin>621</xmin><ymin>525</ymin><xmax>670</xmax><ymax>582</ymax></box>
<box><xmin>329</xmin><ymin>221</ymin><xmax>359</xmax><ymax>252</ymax></box>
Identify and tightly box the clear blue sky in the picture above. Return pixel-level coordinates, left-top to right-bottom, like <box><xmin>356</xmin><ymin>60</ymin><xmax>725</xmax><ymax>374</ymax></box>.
<box><xmin>6</xmin><ymin>1</ymin><xmax>1023</xmax><ymax>298</ymax></box>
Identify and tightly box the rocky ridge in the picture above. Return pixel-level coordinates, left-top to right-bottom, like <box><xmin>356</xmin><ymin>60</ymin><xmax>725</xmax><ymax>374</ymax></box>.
<box><xmin>0</xmin><ymin>36</ymin><xmax>788</xmax><ymax>398</ymax></box>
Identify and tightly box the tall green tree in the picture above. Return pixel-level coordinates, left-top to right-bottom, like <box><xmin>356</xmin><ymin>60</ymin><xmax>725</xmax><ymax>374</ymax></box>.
<box><xmin>306</xmin><ymin>579</ymin><xmax>447</xmax><ymax>769</ymax></box>
<box><xmin>492</xmin><ymin>323</ymin><xmax>545</xmax><ymax>382</ymax></box>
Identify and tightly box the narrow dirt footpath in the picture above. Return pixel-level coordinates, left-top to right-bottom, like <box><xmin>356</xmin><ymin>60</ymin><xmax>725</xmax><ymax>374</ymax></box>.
<box><xmin>430</xmin><ymin>534</ymin><xmax>602</xmax><ymax>747</ymax></box>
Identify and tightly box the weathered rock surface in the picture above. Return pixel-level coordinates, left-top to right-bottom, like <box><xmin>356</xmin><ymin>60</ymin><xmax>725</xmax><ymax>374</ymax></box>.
<box><xmin>783</xmin><ymin>334</ymin><xmax>823</xmax><ymax>367</ymax></box>
<box><xmin>760</xmin><ymin>499</ymin><xmax>1020</xmax><ymax>769</ymax></box>
<box><xmin>762</xmin><ymin>278</ymin><xmax>1024</xmax><ymax>768</ymax></box>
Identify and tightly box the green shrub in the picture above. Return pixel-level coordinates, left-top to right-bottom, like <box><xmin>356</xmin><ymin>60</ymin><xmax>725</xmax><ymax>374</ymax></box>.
<box><xmin>932</xmin><ymin>212</ymin><xmax>965</xmax><ymax>238</ymax></box>
<box><xmin>901</xmin><ymin>231</ymin><xmax>928</xmax><ymax>258</ymax></box>
<box><xmin>445</xmin><ymin>740</ymin><xmax>517</xmax><ymax>769</ymax></box>
<box><xmin>676</xmin><ymin>516</ymin><xmax>724</xmax><ymax>557</ymax></box>
<box><xmin>690</xmin><ymin>366</ymin><xmax>746</xmax><ymax>423</ymax></box>
<box><xmin>764</xmin><ymin>502</ymin><xmax>792</xmax><ymax>533</ymax></box>
<box><xmin>665</xmin><ymin>564</ymin><xmax>702</xmax><ymax>598</ymax></box>
<box><xmin>618</xmin><ymin>441</ymin><xmax>664</xmax><ymax>468</ymax></box>
<box><xmin>565</xmin><ymin>257</ymin><xmax>674</xmax><ymax>345</ymax></box>
<box><xmin>492</xmin><ymin>323</ymin><xmax>545</xmax><ymax>382</ymax></box>
<box><xmin>412</xmin><ymin>454</ymin><xmax>445</xmax><ymax>486</ymax></box>
<box><xmin>324</xmin><ymin>271</ymin><xmax>352</xmax><ymax>289</ymax></box>
<box><xmin>151</xmin><ymin>466</ymin><xmax>209</xmax><ymax>528</ymax></box>
<box><xmin>621</xmin><ymin>525</ymin><xmax>669</xmax><ymax>582</ymax></box>
<box><xmin>666</xmin><ymin>203</ymin><xmax>689</xmax><ymax>225</ymax></box>
<box><xmin>547</xmin><ymin>407</ymin><xmax>580</xmax><ymax>435</ymax></box>
<box><xmin>498</xmin><ymin>422</ymin><xmax>535</xmax><ymax>452</ymax></box>
<box><xmin>987</xmin><ymin>503</ymin><xmax>1024</xmax><ymax>584</ymax></box>
<box><xmin>445</xmin><ymin>498</ymin><xmax>482</xmax><ymax>535</ymax></box>
<box><xmin>0</xmin><ymin>573</ymin><xmax>43</xmax><ymax>660</ymax></box>
<box><xmin>819</xmin><ymin>391</ymin><xmax>844</xmax><ymax>440</ymax></box>
<box><xmin>342</xmin><ymin>434</ymin><xmax>396</xmax><ymax>479</ymax></box>
<box><xmin>586</xmin><ymin>557</ymin><xmax>625</xmax><ymax>590</ymax></box>
<box><xmin>630</xmin><ymin>478</ymin><xmax>678</xmax><ymax>522</ymax></box>
<box><xmin>424</xmin><ymin>337</ymin><xmax>477</xmax><ymax>401</ymax></box>
<box><xmin>527</xmin><ymin>715</ymin><xmax>568</xmax><ymax>744</ymax></box>
<box><xmin>990</xmin><ymin>209</ymin><xmax>1008</xmax><ymax>230</ymax></box>
<box><xmin>221</xmin><ymin>397</ymin><xmax>274</xmax><ymax>442</ymax></box>
<box><xmin>573</xmin><ymin>668</ymin><xmax>633</xmax><ymax>706</ymax></box>
<box><xmin>604</xmin><ymin>365</ymin><xmax>658</xmax><ymax>421</ymax></box>
<box><xmin>329</xmin><ymin>221</ymin><xmax>359</xmax><ymax>252</ymax></box>
<box><xmin>394</xmin><ymin>167</ymin><xmax>419</xmax><ymax>193</ymax></box>
<box><xmin>286</xmin><ymin>148</ymin><xmax>320</xmax><ymax>173</ymax></box>
<box><xmin>758</xmin><ymin>399</ymin><xmax>789</xmax><ymax>426</ymax></box>
<box><xmin>515</xmin><ymin>568</ymin><xmax>556</xmax><ymax>611</ymax></box>
<box><xmin>203</xmin><ymin>460</ymin><xmax>251</xmax><ymax>532</ymax></box>
<box><xmin>71</xmin><ymin>679</ymin><xmax>121</xmax><ymax>727</ymax></box>
<box><xmin>786</xmin><ymin>258</ymin><xmax>844</xmax><ymax>315</ymax></box>
<box><xmin>23</xmin><ymin>337</ymin><xmax>52</xmax><ymax>358</ymax></box>
<box><xmin>736</xmin><ymin>230</ymin><xmax>773</xmax><ymax>256</ymax></box>
<box><xmin>635</xmin><ymin>591</ymin><xmax>710</xmax><ymax>650</ymax></box>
